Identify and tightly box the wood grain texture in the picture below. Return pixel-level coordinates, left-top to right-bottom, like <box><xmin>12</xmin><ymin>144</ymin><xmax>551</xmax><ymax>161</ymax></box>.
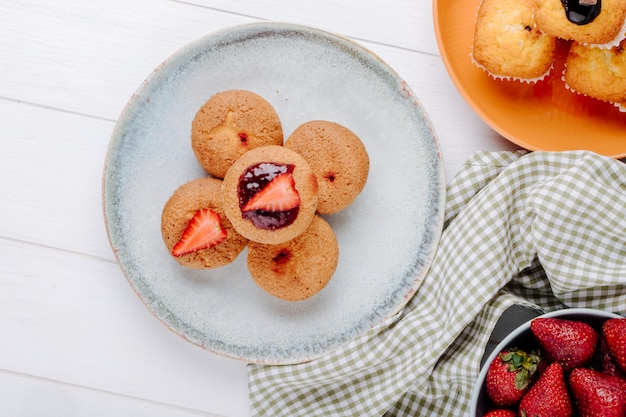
<box><xmin>0</xmin><ymin>370</ymin><xmax>228</xmax><ymax>417</ymax></box>
<box><xmin>0</xmin><ymin>238</ymin><xmax>249</xmax><ymax>417</ymax></box>
<box><xmin>0</xmin><ymin>0</ymin><xmax>518</xmax><ymax>416</ymax></box>
<box><xmin>177</xmin><ymin>0</ymin><xmax>434</xmax><ymax>52</ymax></box>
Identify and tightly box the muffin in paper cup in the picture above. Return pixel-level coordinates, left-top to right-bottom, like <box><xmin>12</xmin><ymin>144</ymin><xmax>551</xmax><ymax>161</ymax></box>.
<box><xmin>563</xmin><ymin>40</ymin><xmax>626</xmax><ymax>106</ymax></box>
<box><xmin>534</xmin><ymin>0</ymin><xmax>626</xmax><ymax>47</ymax></box>
<box><xmin>472</xmin><ymin>0</ymin><xmax>556</xmax><ymax>83</ymax></box>
<box><xmin>583</xmin><ymin>19</ymin><xmax>626</xmax><ymax>50</ymax></box>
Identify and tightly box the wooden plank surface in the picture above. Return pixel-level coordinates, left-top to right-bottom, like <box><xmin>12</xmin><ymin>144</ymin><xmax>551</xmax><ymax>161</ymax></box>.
<box><xmin>0</xmin><ymin>0</ymin><xmax>519</xmax><ymax>416</ymax></box>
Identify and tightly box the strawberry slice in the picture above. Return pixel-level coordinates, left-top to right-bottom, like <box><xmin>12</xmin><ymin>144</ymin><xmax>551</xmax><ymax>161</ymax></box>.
<box><xmin>172</xmin><ymin>208</ymin><xmax>227</xmax><ymax>257</ymax></box>
<box><xmin>241</xmin><ymin>172</ymin><xmax>300</xmax><ymax>212</ymax></box>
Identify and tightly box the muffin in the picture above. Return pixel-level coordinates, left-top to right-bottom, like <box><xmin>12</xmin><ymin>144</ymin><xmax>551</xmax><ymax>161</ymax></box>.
<box><xmin>284</xmin><ymin>121</ymin><xmax>369</xmax><ymax>214</ymax></box>
<box><xmin>161</xmin><ymin>177</ymin><xmax>248</xmax><ymax>269</ymax></box>
<box><xmin>247</xmin><ymin>215</ymin><xmax>339</xmax><ymax>301</ymax></box>
<box><xmin>534</xmin><ymin>0</ymin><xmax>626</xmax><ymax>47</ymax></box>
<box><xmin>191</xmin><ymin>90</ymin><xmax>284</xmax><ymax>179</ymax></box>
<box><xmin>221</xmin><ymin>145</ymin><xmax>318</xmax><ymax>245</ymax></box>
<box><xmin>472</xmin><ymin>0</ymin><xmax>557</xmax><ymax>81</ymax></box>
<box><xmin>565</xmin><ymin>40</ymin><xmax>626</xmax><ymax>104</ymax></box>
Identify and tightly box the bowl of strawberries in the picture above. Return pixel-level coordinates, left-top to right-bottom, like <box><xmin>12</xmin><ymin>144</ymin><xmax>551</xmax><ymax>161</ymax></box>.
<box><xmin>471</xmin><ymin>308</ymin><xmax>626</xmax><ymax>417</ymax></box>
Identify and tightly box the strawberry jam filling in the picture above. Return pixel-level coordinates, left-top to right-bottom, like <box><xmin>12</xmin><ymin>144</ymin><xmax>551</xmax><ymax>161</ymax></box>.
<box><xmin>238</xmin><ymin>162</ymin><xmax>299</xmax><ymax>230</ymax></box>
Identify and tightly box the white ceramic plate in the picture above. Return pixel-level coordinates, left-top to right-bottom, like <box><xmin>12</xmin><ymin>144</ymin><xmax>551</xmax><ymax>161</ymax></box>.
<box><xmin>103</xmin><ymin>22</ymin><xmax>445</xmax><ymax>364</ymax></box>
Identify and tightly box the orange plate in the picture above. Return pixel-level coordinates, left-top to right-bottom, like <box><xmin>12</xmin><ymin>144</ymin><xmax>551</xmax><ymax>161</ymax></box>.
<box><xmin>433</xmin><ymin>0</ymin><xmax>626</xmax><ymax>157</ymax></box>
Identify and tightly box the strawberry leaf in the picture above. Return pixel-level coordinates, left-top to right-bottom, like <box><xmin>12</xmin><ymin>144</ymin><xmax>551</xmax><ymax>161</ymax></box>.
<box><xmin>514</xmin><ymin>369</ymin><xmax>530</xmax><ymax>391</ymax></box>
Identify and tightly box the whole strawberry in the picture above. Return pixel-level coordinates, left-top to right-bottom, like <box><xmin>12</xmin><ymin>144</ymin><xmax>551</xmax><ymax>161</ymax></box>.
<box><xmin>519</xmin><ymin>362</ymin><xmax>572</xmax><ymax>417</ymax></box>
<box><xmin>597</xmin><ymin>337</ymin><xmax>625</xmax><ymax>378</ymax></box>
<box><xmin>530</xmin><ymin>317</ymin><xmax>598</xmax><ymax>372</ymax></box>
<box><xmin>569</xmin><ymin>368</ymin><xmax>626</xmax><ymax>417</ymax></box>
<box><xmin>602</xmin><ymin>318</ymin><xmax>626</xmax><ymax>374</ymax></box>
<box><xmin>486</xmin><ymin>348</ymin><xmax>541</xmax><ymax>407</ymax></box>
<box><xmin>483</xmin><ymin>409</ymin><xmax>517</xmax><ymax>417</ymax></box>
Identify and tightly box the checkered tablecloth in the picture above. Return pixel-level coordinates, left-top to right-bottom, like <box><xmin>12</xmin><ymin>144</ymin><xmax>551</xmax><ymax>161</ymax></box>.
<box><xmin>248</xmin><ymin>150</ymin><xmax>626</xmax><ymax>416</ymax></box>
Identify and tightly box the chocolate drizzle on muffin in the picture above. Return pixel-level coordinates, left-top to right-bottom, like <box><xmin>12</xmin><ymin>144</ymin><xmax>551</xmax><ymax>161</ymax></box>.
<box><xmin>562</xmin><ymin>0</ymin><xmax>601</xmax><ymax>25</ymax></box>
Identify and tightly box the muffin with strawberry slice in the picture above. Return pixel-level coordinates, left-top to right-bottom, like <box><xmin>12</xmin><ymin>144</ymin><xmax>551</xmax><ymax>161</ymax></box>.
<box><xmin>161</xmin><ymin>177</ymin><xmax>248</xmax><ymax>268</ymax></box>
<box><xmin>221</xmin><ymin>145</ymin><xmax>318</xmax><ymax>245</ymax></box>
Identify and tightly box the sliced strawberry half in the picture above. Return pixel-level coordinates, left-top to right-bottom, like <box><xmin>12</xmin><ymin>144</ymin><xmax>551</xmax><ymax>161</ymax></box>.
<box><xmin>241</xmin><ymin>172</ymin><xmax>300</xmax><ymax>212</ymax></box>
<box><xmin>172</xmin><ymin>208</ymin><xmax>227</xmax><ymax>257</ymax></box>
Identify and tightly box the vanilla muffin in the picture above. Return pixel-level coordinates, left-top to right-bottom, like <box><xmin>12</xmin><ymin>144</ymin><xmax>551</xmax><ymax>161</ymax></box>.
<box><xmin>247</xmin><ymin>215</ymin><xmax>339</xmax><ymax>301</ymax></box>
<box><xmin>534</xmin><ymin>0</ymin><xmax>626</xmax><ymax>46</ymax></box>
<box><xmin>161</xmin><ymin>177</ymin><xmax>248</xmax><ymax>269</ymax></box>
<box><xmin>221</xmin><ymin>145</ymin><xmax>318</xmax><ymax>245</ymax></box>
<box><xmin>565</xmin><ymin>40</ymin><xmax>626</xmax><ymax>104</ymax></box>
<box><xmin>284</xmin><ymin>121</ymin><xmax>369</xmax><ymax>214</ymax></box>
<box><xmin>191</xmin><ymin>90</ymin><xmax>284</xmax><ymax>179</ymax></box>
<box><xmin>472</xmin><ymin>0</ymin><xmax>557</xmax><ymax>81</ymax></box>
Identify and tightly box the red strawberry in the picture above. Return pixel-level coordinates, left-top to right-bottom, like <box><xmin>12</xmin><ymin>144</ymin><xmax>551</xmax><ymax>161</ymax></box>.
<box><xmin>241</xmin><ymin>173</ymin><xmax>300</xmax><ymax>212</ymax></box>
<box><xmin>602</xmin><ymin>318</ymin><xmax>626</xmax><ymax>374</ymax></box>
<box><xmin>598</xmin><ymin>336</ymin><xmax>625</xmax><ymax>378</ymax></box>
<box><xmin>530</xmin><ymin>317</ymin><xmax>598</xmax><ymax>372</ymax></box>
<box><xmin>483</xmin><ymin>409</ymin><xmax>517</xmax><ymax>417</ymax></box>
<box><xmin>486</xmin><ymin>348</ymin><xmax>542</xmax><ymax>406</ymax></box>
<box><xmin>569</xmin><ymin>368</ymin><xmax>626</xmax><ymax>417</ymax></box>
<box><xmin>519</xmin><ymin>362</ymin><xmax>573</xmax><ymax>417</ymax></box>
<box><xmin>172</xmin><ymin>208</ymin><xmax>226</xmax><ymax>256</ymax></box>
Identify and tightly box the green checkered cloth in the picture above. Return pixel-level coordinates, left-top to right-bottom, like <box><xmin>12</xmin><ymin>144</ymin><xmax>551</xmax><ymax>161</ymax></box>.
<box><xmin>248</xmin><ymin>150</ymin><xmax>626</xmax><ymax>416</ymax></box>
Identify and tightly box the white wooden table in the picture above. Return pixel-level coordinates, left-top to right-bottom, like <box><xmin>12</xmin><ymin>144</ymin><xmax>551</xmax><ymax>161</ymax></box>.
<box><xmin>0</xmin><ymin>1</ymin><xmax>521</xmax><ymax>416</ymax></box>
